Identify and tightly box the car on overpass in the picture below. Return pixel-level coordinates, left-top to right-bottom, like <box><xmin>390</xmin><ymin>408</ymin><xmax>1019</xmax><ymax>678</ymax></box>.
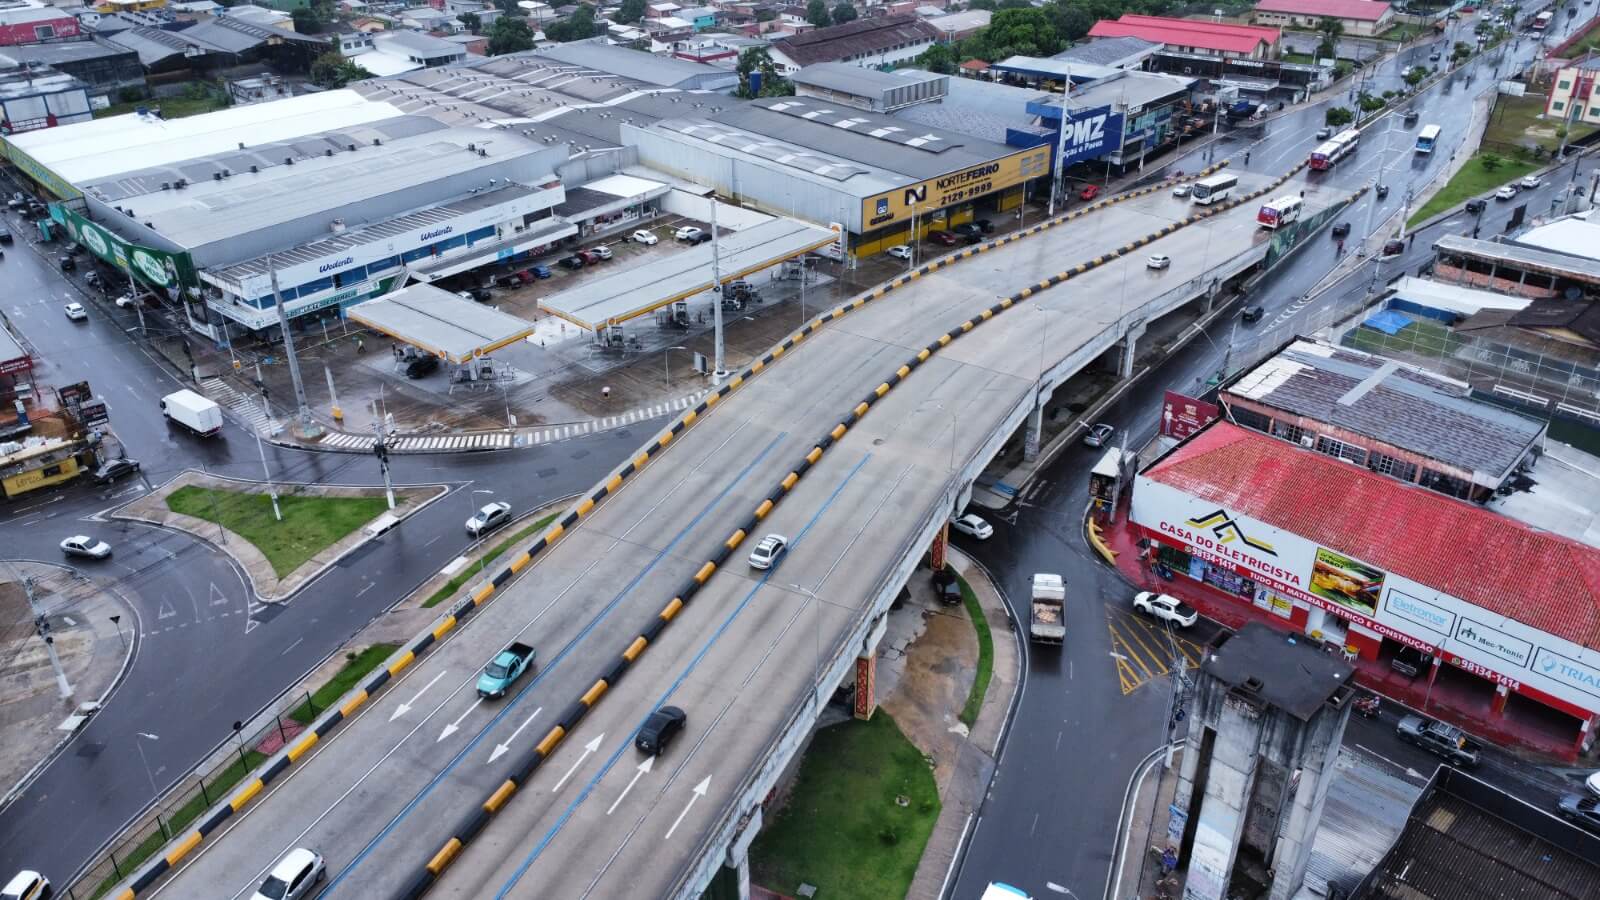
<box><xmin>748</xmin><ymin>533</ymin><xmax>788</xmax><ymax>570</ymax></box>
<box><xmin>250</xmin><ymin>847</ymin><xmax>324</xmax><ymax>900</ymax></box>
<box><xmin>635</xmin><ymin>706</ymin><xmax>687</xmax><ymax>756</ymax></box>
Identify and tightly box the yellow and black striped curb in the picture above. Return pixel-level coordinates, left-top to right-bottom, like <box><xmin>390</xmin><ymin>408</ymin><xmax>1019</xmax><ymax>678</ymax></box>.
<box><xmin>395</xmin><ymin>158</ymin><xmax>1317</xmax><ymax>900</ymax></box>
<box><xmin>108</xmin><ymin>161</ymin><xmax>1281</xmax><ymax>900</ymax></box>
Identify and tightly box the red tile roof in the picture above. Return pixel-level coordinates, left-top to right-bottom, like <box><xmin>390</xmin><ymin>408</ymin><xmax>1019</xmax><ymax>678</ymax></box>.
<box><xmin>1145</xmin><ymin>423</ymin><xmax>1600</xmax><ymax>650</ymax></box>
<box><xmin>1087</xmin><ymin>14</ymin><xmax>1280</xmax><ymax>55</ymax></box>
<box><xmin>1253</xmin><ymin>0</ymin><xmax>1391</xmax><ymax>21</ymax></box>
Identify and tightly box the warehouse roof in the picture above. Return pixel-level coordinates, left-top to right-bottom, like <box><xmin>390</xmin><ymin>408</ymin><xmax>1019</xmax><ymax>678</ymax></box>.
<box><xmin>0</xmin><ymin>37</ymin><xmax>135</xmax><ymax>67</ymax></box>
<box><xmin>1143</xmin><ymin>423</ymin><xmax>1600</xmax><ymax>650</ymax></box>
<box><xmin>347</xmin><ymin>283</ymin><xmax>535</xmax><ymax>362</ymax></box>
<box><xmin>537</xmin><ymin>217</ymin><xmax>835</xmax><ymax>330</ymax></box>
<box><xmin>1253</xmin><ymin>0</ymin><xmax>1391</xmax><ymax>21</ymax></box>
<box><xmin>770</xmin><ymin>14</ymin><xmax>939</xmax><ymax>67</ymax></box>
<box><xmin>1222</xmin><ymin>338</ymin><xmax>1545</xmax><ymax>480</ymax></box>
<box><xmin>532</xmin><ymin>40</ymin><xmax>738</xmax><ymax>89</ymax></box>
<box><xmin>1087</xmin><ymin>14</ymin><xmax>1280</xmax><ymax>54</ymax></box>
<box><xmin>1434</xmin><ymin>233</ymin><xmax>1600</xmax><ymax>286</ymax></box>
<box><xmin>375</xmin><ymin>29</ymin><xmax>464</xmax><ymax>59</ymax></box>
<box><xmin>924</xmin><ymin>9</ymin><xmax>990</xmax><ymax>34</ymax></box>
<box><xmin>7</xmin><ymin>89</ymin><xmax>404</xmax><ymax>186</ymax></box>
<box><xmin>1053</xmin><ymin>35</ymin><xmax>1158</xmax><ymax>67</ymax></box>
<box><xmin>792</xmin><ymin>61</ymin><xmax>941</xmax><ymax>96</ymax></box>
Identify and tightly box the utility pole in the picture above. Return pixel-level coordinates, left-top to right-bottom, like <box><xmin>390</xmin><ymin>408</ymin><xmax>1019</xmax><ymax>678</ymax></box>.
<box><xmin>1047</xmin><ymin>66</ymin><xmax>1072</xmax><ymax>219</ymax></box>
<box><xmin>254</xmin><ymin>398</ymin><xmax>281</xmax><ymax>521</ymax></box>
<box><xmin>11</xmin><ymin>567</ymin><xmax>72</xmax><ymax>700</ymax></box>
<box><xmin>372</xmin><ymin>416</ymin><xmax>395</xmax><ymax>510</ymax></box>
<box><xmin>266</xmin><ymin>255</ymin><xmax>320</xmax><ymax>438</ymax></box>
<box><xmin>708</xmin><ymin>200</ymin><xmax>728</xmax><ymax>383</ymax></box>
<box><xmin>119</xmin><ymin>255</ymin><xmax>147</xmax><ymax>338</ymax></box>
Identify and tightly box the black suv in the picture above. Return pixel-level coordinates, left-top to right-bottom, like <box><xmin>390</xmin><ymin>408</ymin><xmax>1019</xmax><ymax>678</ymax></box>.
<box><xmin>635</xmin><ymin>706</ymin><xmax>687</xmax><ymax>755</ymax></box>
<box><xmin>932</xmin><ymin>567</ymin><xmax>961</xmax><ymax>605</ymax></box>
<box><xmin>404</xmin><ymin>355</ymin><xmax>439</xmax><ymax>379</ymax></box>
<box><xmin>1465</xmin><ymin>198</ymin><xmax>1487</xmax><ymax>215</ymax></box>
<box><xmin>952</xmin><ymin>222</ymin><xmax>984</xmax><ymax>242</ymax></box>
<box><xmin>94</xmin><ymin>457</ymin><xmax>141</xmax><ymax>484</ymax></box>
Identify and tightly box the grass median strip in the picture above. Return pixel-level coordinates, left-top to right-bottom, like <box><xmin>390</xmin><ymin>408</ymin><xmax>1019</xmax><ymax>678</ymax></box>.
<box><xmin>289</xmin><ymin>643</ymin><xmax>400</xmax><ymax>725</ymax></box>
<box><xmin>166</xmin><ymin>487</ymin><xmax>390</xmax><ymax>578</ymax></box>
<box><xmin>751</xmin><ymin>712</ymin><xmax>939</xmax><ymax>900</ymax></box>
<box><xmin>958</xmin><ymin>574</ymin><xmax>994</xmax><ymax>729</ymax></box>
<box><xmin>422</xmin><ymin>513</ymin><xmax>560</xmax><ymax>608</ymax></box>
<box><xmin>1408</xmin><ymin>152</ymin><xmax>1538</xmax><ymax>226</ymax></box>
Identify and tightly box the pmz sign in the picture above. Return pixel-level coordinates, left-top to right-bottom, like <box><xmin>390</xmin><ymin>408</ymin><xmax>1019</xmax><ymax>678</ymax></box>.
<box><xmin>1057</xmin><ymin>106</ymin><xmax>1123</xmax><ymax>166</ymax></box>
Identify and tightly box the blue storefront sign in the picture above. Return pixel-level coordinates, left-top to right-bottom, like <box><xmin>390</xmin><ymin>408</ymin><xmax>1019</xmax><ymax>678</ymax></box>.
<box><xmin>1023</xmin><ymin>101</ymin><xmax>1126</xmax><ymax>167</ymax></box>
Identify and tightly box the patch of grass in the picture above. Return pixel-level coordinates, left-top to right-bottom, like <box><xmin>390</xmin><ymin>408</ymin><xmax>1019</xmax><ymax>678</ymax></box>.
<box><xmin>166</xmin><ymin>486</ymin><xmax>390</xmax><ymax>578</ymax></box>
<box><xmin>422</xmin><ymin>512</ymin><xmax>560</xmax><ymax>608</ymax></box>
<box><xmin>1484</xmin><ymin>91</ymin><xmax>1598</xmax><ymax>154</ymax></box>
<box><xmin>1408</xmin><ymin>153</ymin><xmax>1539</xmax><ymax>226</ymax></box>
<box><xmin>1345</xmin><ymin>318</ymin><xmax>1466</xmax><ymax>360</ymax></box>
<box><xmin>95</xmin><ymin>91</ymin><xmax>228</xmax><ymax>120</ymax></box>
<box><xmin>1283</xmin><ymin>51</ymin><xmax>1316</xmax><ymax>64</ymax></box>
<box><xmin>957</xmin><ymin>574</ymin><xmax>993</xmax><ymax>728</ymax></box>
<box><xmin>751</xmin><ymin>712</ymin><xmax>939</xmax><ymax>900</ymax></box>
<box><xmin>287</xmin><ymin>643</ymin><xmax>399</xmax><ymax>725</ymax></box>
<box><xmin>91</xmin><ymin>749</ymin><xmax>267</xmax><ymax>898</ymax></box>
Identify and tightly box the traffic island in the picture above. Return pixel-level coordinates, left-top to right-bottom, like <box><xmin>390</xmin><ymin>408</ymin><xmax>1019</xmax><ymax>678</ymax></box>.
<box><xmin>113</xmin><ymin>470</ymin><xmax>445</xmax><ymax>600</ymax></box>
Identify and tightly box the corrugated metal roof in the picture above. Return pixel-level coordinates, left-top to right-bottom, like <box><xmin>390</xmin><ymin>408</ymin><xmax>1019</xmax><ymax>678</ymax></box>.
<box><xmin>346</xmin><ymin>282</ymin><xmax>534</xmax><ymax>362</ymax></box>
<box><xmin>1434</xmin><ymin>233</ymin><xmax>1600</xmax><ymax>285</ymax></box>
<box><xmin>1254</xmin><ymin>0</ymin><xmax>1391</xmax><ymax>21</ymax></box>
<box><xmin>1087</xmin><ymin>13</ymin><xmax>1279</xmax><ymax>54</ymax></box>
<box><xmin>1301</xmin><ymin>747</ymin><xmax>1423</xmax><ymax>899</ymax></box>
<box><xmin>1144</xmin><ymin>423</ymin><xmax>1600</xmax><ymax>649</ymax></box>
<box><xmin>769</xmin><ymin>14</ymin><xmax>940</xmax><ymax>67</ymax></box>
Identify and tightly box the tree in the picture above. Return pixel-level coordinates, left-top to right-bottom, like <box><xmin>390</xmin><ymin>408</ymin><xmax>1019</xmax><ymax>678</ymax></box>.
<box><xmin>962</xmin><ymin>7</ymin><xmax>1061</xmax><ymax>61</ymax></box>
<box><xmin>1049</xmin><ymin>3</ymin><xmax>1093</xmax><ymax>42</ymax></box>
<box><xmin>1324</xmin><ymin>105</ymin><xmax>1353</xmax><ymax>127</ymax></box>
<box><xmin>310</xmin><ymin>51</ymin><xmax>373</xmax><ymax>88</ymax></box>
<box><xmin>1402</xmin><ymin>65</ymin><xmax>1426</xmax><ymax>86</ymax></box>
<box><xmin>755</xmin><ymin>6</ymin><xmax>776</xmax><ymax>19</ymax></box>
<box><xmin>735</xmin><ymin>47</ymin><xmax>794</xmax><ymax>97</ymax></box>
<box><xmin>831</xmin><ymin>1</ymin><xmax>857</xmax><ymax>23</ymax></box>
<box><xmin>544</xmin><ymin>3</ymin><xmax>598</xmax><ymax>40</ymax></box>
<box><xmin>458</xmin><ymin>11</ymin><xmax>481</xmax><ymax>32</ymax></box>
<box><xmin>1451</xmin><ymin>40</ymin><xmax>1471</xmax><ymax>61</ymax></box>
<box><xmin>1315</xmin><ymin>15</ymin><xmax>1343</xmax><ymax>59</ymax></box>
<box><xmin>1480</xmin><ymin>152</ymin><xmax>1503</xmax><ymax>171</ymax></box>
<box><xmin>488</xmin><ymin>14</ymin><xmax>535</xmax><ymax>53</ymax></box>
<box><xmin>806</xmin><ymin>0</ymin><xmax>831</xmax><ymax>27</ymax></box>
<box><xmin>916</xmin><ymin>42</ymin><xmax>958</xmax><ymax>74</ymax></box>
<box><xmin>617</xmin><ymin>0</ymin><xmax>646</xmax><ymax>23</ymax></box>
<box><xmin>967</xmin><ymin>0</ymin><xmax>995</xmax><ymax>7</ymax></box>
<box><xmin>290</xmin><ymin>4</ymin><xmax>327</xmax><ymax>33</ymax></box>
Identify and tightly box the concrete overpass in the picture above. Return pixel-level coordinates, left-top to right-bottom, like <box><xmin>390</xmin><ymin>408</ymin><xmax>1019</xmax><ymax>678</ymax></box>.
<box><xmin>113</xmin><ymin>161</ymin><xmax>1351</xmax><ymax>900</ymax></box>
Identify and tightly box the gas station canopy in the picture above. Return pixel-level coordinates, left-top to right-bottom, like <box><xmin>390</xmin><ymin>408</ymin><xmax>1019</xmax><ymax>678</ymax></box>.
<box><xmin>348</xmin><ymin>284</ymin><xmax>535</xmax><ymax>363</ymax></box>
<box><xmin>537</xmin><ymin>218</ymin><xmax>838</xmax><ymax>332</ymax></box>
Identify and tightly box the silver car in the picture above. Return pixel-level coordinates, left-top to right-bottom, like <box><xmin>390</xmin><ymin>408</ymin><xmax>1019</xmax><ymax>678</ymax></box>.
<box><xmin>1083</xmin><ymin>423</ymin><xmax>1115</xmax><ymax>447</ymax></box>
<box><xmin>251</xmin><ymin>847</ymin><xmax>324</xmax><ymax>900</ymax></box>
<box><xmin>465</xmin><ymin>501</ymin><xmax>512</xmax><ymax>537</ymax></box>
<box><xmin>748</xmin><ymin>533</ymin><xmax>788</xmax><ymax>570</ymax></box>
<box><xmin>60</xmin><ymin>535</ymin><xmax>112</xmax><ymax>560</ymax></box>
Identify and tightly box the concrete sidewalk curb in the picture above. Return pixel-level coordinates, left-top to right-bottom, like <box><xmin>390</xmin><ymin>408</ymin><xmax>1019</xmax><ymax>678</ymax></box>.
<box><xmin>107</xmin><ymin>469</ymin><xmax>450</xmax><ymax>603</ymax></box>
<box><xmin>0</xmin><ymin>566</ymin><xmax>140</xmax><ymax>819</ymax></box>
<box><xmin>1105</xmin><ymin>744</ymin><xmax>1178</xmax><ymax>900</ymax></box>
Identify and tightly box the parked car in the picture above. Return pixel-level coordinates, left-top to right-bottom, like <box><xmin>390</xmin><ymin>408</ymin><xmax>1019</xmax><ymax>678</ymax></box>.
<box><xmin>1495</xmin><ymin>185</ymin><xmax>1518</xmax><ymax>200</ymax></box>
<box><xmin>1587</xmin><ymin>770</ymin><xmax>1600</xmax><ymax>797</ymax></box>
<box><xmin>1465</xmin><ymin>198</ymin><xmax>1487</xmax><ymax>214</ymax></box>
<box><xmin>635</xmin><ymin>705</ymin><xmax>687</xmax><ymax>756</ymax></box>
<box><xmin>972</xmin><ymin>218</ymin><xmax>994</xmax><ymax>233</ymax></box>
<box><xmin>84</xmin><ymin>271</ymin><xmax>101</xmax><ymax>288</ymax></box>
<box><xmin>457</xmin><ymin>287</ymin><xmax>491</xmax><ymax>302</ymax></box>
<box><xmin>588</xmin><ymin>244</ymin><xmax>613</xmax><ymax>261</ymax></box>
<box><xmin>64</xmin><ymin>302</ymin><xmax>87</xmax><ymax>321</ymax></box>
<box><xmin>674</xmin><ymin>225</ymin><xmax>704</xmax><ymax>241</ymax></box>
<box><xmin>404</xmin><ymin>355</ymin><xmax>439</xmax><ymax>379</ymax></box>
<box><xmin>1083</xmin><ymin>422</ymin><xmax>1114</xmax><ymax>448</ymax></box>
<box><xmin>60</xmin><ymin>535</ymin><xmax>112</xmax><ymax>560</ymax></box>
<box><xmin>1079</xmin><ymin>184</ymin><xmax>1102</xmax><ymax>201</ymax></box>
<box><xmin>1395</xmin><ymin>714</ymin><xmax>1481</xmax><ymax>766</ymax></box>
<box><xmin>950</xmin><ymin>513</ymin><xmax>993</xmax><ymax>540</ymax></box>
<box><xmin>926</xmin><ymin>230</ymin><xmax>957</xmax><ymax>246</ymax></box>
<box><xmin>465</xmin><ymin>500</ymin><xmax>513</xmax><ymax>537</ymax></box>
<box><xmin>1132</xmin><ymin>591</ymin><xmax>1198</xmax><ymax>628</ymax></box>
<box><xmin>886</xmin><ymin>245</ymin><xmax>913</xmax><ymax>260</ymax></box>
<box><xmin>1</xmin><ymin>871</ymin><xmax>49</xmax><ymax>900</ymax></box>
<box><xmin>558</xmin><ymin>255</ymin><xmax>586</xmax><ymax>270</ymax></box>
<box><xmin>93</xmin><ymin>457</ymin><xmax>141</xmax><ymax>484</ymax></box>
<box><xmin>687</xmin><ymin>231</ymin><xmax>713</xmax><ymax>245</ymax></box>
<box><xmin>0</xmin><ymin>227</ymin><xmax>11</xmax><ymax>244</ymax></box>
<box><xmin>1172</xmin><ymin>184</ymin><xmax>1191</xmax><ymax>198</ymax></box>
<box><xmin>1519</xmin><ymin>175</ymin><xmax>1541</xmax><ymax>189</ymax></box>
<box><xmin>1147</xmin><ymin>254</ymin><xmax>1171</xmax><ymax>270</ymax></box>
<box><xmin>58</xmin><ymin>255</ymin><xmax>75</xmax><ymax>271</ymax></box>
<box><xmin>1557</xmin><ymin>793</ymin><xmax>1600</xmax><ymax>835</ymax></box>
<box><xmin>251</xmin><ymin>848</ymin><xmax>324</xmax><ymax>900</ymax></box>
<box><xmin>747</xmin><ymin>533</ymin><xmax>788</xmax><ymax>570</ymax></box>
<box><xmin>931</xmin><ymin>567</ymin><xmax>962</xmax><ymax>605</ymax></box>
<box><xmin>952</xmin><ymin>222</ymin><xmax>984</xmax><ymax>241</ymax></box>
<box><xmin>114</xmin><ymin>293</ymin><xmax>141</xmax><ymax>308</ymax></box>
<box><xmin>1241</xmin><ymin>304</ymin><xmax>1266</xmax><ymax>323</ymax></box>
<box><xmin>1429</xmin><ymin>50</ymin><xmax>1441</xmax><ymax>61</ymax></box>
<box><xmin>631</xmin><ymin>230</ymin><xmax>658</xmax><ymax>245</ymax></box>
<box><xmin>529</xmin><ymin>264</ymin><xmax>552</xmax><ymax>279</ymax></box>
<box><xmin>476</xmin><ymin>641</ymin><xmax>536</xmax><ymax>699</ymax></box>
<box><xmin>576</xmin><ymin>250</ymin><xmax>600</xmax><ymax>266</ymax></box>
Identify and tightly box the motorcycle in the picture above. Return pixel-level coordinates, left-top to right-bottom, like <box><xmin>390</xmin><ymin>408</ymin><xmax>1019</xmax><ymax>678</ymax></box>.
<box><xmin>1354</xmin><ymin>694</ymin><xmax>1381</xmax><ymax>718</ymax></box>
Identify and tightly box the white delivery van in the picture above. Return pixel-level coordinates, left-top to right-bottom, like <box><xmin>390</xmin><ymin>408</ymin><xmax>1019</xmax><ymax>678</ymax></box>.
<box><xmin>160</xmin><ymin>389</ymin><xmax>224</xmax><ymax>438</ymax></box>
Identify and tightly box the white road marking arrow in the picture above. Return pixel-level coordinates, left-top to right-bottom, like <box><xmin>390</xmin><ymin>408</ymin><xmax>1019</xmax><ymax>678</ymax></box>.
<box><xmin>488</xmin><ymin>706</ymin><xmax>544</xmax><ymax>764</ymax></box>
<box><xmin>438</xmin><ymin>697</ymin><xmax>483</xmax><ymax>742</ymax></box>
<box><xmin>552</xmin><ymin>733</ymin><xmax>605</xmax><ymax>793</ymax></box>
<box><xmin>606</xmin><ymin>755</ymin><xmax>654</xmax><ymax>815</ymax></box>
<box><xmin>390</xmin><ymin>670</ymin><xmax>447</xmax><ymax>722</ymax></box>
<box><xmin>664</xmin><ymin>776</ymin><xmax>711</xmax><ymax>840</ymax></box>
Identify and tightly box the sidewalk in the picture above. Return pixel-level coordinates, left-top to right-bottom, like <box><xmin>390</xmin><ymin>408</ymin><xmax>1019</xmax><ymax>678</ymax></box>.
<box><xmin>0</xmin><ymin>562</ymin><xmax>135</xmax><ymax>811</ymax></box>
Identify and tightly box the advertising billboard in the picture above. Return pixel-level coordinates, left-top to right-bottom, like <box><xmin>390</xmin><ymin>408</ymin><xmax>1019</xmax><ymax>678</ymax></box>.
<box><xmin>1130</xmin><ymin>476</ymin><xmax>1600</xmax><ymax>720</ymax></box>
<box><xmin>50</xmin><ymin>205</ymin><xmax>198</xmax><ymax>296</ymax></box>
<box><xmin>1160</xmin><ymin>391</ymin><xmax>1219</xmax><ymax>440</ymax></box>
<box><xmin>1024</xmin><ymin>101</ymin><xmax>1127</xmax><ymax>168</ymax></box>
<box><xmin>861</xmin><ymin>146</ymin><xmax>1050</xmax><ymax>230</ymax></box>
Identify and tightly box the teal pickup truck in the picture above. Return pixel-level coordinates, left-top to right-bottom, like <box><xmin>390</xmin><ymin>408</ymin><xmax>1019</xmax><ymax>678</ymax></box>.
<box><xmin>476</xmin><ymin>641</ymin><xmax>536</xmax><ymax>699</ymax></box>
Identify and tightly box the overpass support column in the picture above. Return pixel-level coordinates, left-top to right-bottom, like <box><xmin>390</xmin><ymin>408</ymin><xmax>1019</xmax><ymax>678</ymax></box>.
<box><xmin>1118</xmin><ymin>333</ymin><xmax>1137</xmax><ymax>379</ymax></box>
<box><xmin>854</xmin><ymin>616</ymin><xmax>889</xmax><ymax>721</ymax></box>
<box><xmin>1202</xmin><ymin>276</ymin><xmax>1223</xmax><ymax>314</ymax></box>
<box><xmin>929</xmin><ymin>520</ymin><xmax>949</xmax><ymax>571</ymax></box>
<box><xmin>1022</xmin><ymin>403</ymin><xmax>1044</xmax><ymax>462</ymax></box>
<box><xmin>715</xmin><ymin>808</ymin><xmax>763</xmax><ymax>900</ymax></box>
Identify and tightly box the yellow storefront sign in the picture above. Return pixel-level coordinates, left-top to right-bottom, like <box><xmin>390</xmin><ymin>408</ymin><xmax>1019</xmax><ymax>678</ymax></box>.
<box><xmin>861</xmin><ymin>147</ymin><xmax>1049</xmax><ymax>230</ymax></box>
<box><xmin>1</xmin><ymin>457</ymin><xmax>81</xmax><ymax>498</ymax></box>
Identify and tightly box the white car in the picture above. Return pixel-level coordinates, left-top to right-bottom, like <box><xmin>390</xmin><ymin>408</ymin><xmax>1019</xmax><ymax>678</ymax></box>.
<box><xmin>673</xmin><ymin>225</ymin><xmax>704</xmax><ymax>241</ymax></box>
<box><xmin>1132</xmin><ymin>591</ymin><xmax>1199</xmax><ymax>628</ymax></box>
<box><xmin>1586</xmin><ymin>770</ymin><xmax>1600</xmax><ymax>797</ymax></box>
<box><xmin>1495</xmin><ymin>185</ymin><xmax>1519</xmax><ymax>200</ymax></box>
<box><xmin>1083</xmin><ymin>422</ymin><xmax>1114</xmax><ymax>448</ymax></box>
<box><xmin>1</xmin><ymin>871</ymin><xmax>48</xmax><ymax>900</ymax></box>
<box><xmin>115</xmin><ymin>293</ymin><xmax>140</xmax><ymax>308</ymax></box>
<box><xmin>748</xmin><ymin>533</ymin><xmax>788</xmax><ymax>570</ymax></box>
<box><xmin>465</xmin><ymin>501</ymin><xmax>512</xmax><ymax>537</ymax></box>
<box><xmin>886</xmin><ymin>244</ymin><xmax>913</xmax><ymax>260</ymax></box>
<box><xmin>60</xmin><ymin>535</ymin><xmax>112</xmax><ymax>559</ymax></box>
<box><xmin>950</xmin><ymin>513</ymin><xmax>993</xmax><ymax>540</ymax></box>
<box><xmin>251</xmin><ymin>847</ymin><xmax>325</xmax><ymax>900</ymax></box>
<box><xmin>1519</xmin><ymin>175</ymin><xmax>1541</xmax><ymax>189</ymax></box>
<box><xmin>1147</xmin><ymin>254</ymin><xmax>1171</xmax><ymax>270</ymax></box>
<box><xmin>1171</xmin><ymin>184</ymin><xmax>1191</xmax><ymax>198</ymax></box>
<box><xmin>588</xmin><ymin>245</ymin><xmax>613</xmax><ymax>260</ymax></box>
<box><xmin>64</xmin><ymin>302</ymin><xmax>87</xmax><ymax>321</ymax></box>
<box><xmin>631</xmin><ymin>230</ymin><xmax>658</xmax><ymax>245</ymax></box>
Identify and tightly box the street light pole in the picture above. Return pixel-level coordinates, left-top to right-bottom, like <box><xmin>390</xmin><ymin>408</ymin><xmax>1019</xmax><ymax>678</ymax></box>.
<box><xmin>266</xmin><ymin>254</ymin><xmax>320</xmax><ymax>439</ymax></box>
<box><xmin>254</xmin><ymin>398</ymin><xmax>281</xmax><ymax>522</ymax></box>
<box><xmin>708</xmin><ymin>199</ymin><xmax>728</xmax><ymax>383</ymax></box>
<box><xmin>467</xmin><ymin>488</ymin><xmax>495</xmax><ymax>578</ymax></box>
<box><xmin>6</xmin><ymin>563</ymin><xmax>72</xmax><ymax>700</ymax></box>
<box><xmin>1048</xmin><ymin>66</ymin><xmax>1072</xmax><ymax>219</ymax></box>
<box><xmin>135</xmin><ymin>731</ymin><xmax>160</xmax><ymax>801</ymax></box>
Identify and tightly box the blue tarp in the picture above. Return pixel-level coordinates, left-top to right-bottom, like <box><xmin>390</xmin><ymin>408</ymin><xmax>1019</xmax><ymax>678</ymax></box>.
<box><xmin>1362</xmin><ymin>310</ymin><xmax>1414</xmax><ymax>335</ymax></box>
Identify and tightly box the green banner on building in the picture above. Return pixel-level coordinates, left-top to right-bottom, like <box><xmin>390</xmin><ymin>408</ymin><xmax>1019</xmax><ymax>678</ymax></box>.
<box><xmin>50</xmin><ymin>204</ymin><xmax>199</xmax><ymax>296</ymax></box>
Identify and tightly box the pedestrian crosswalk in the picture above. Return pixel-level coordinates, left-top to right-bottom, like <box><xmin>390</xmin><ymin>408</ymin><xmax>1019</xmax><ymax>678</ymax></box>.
<box><xmin>198</xmin><ymin>377</ymin><xmax>283</xmax><ymax>437</ymax></box>
<box><xmin>314</xmin><ymin>390</ymin><xmax>709</xmax><ymax>454</ymax></box>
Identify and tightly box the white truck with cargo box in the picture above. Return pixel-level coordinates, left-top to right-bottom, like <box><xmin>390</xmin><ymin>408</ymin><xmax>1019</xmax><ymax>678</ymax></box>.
<box><xmin>160</xmin><ymin>389</ymin><xmax>223</xmax><ymax>438</ymax></box>
<box><xmin>1029</xmin><ymin>573</ymin><xmax>1066</xmax><ymax>644</ymax></box>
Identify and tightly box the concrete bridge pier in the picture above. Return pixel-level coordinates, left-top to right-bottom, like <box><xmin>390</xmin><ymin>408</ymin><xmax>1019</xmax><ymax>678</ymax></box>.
<box><xmin>853</xmin><ymin>615</ymin><xmax>889</xmax><ymax>721</ymax></box>
<box><xmin>1022</xmin><ymin>403</ymin><xmax>1045</xmax><ymax>461</ymax></box>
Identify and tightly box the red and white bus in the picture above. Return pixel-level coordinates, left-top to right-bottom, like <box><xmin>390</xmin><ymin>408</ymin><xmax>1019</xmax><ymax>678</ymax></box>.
<box><xmin>1532</xmin><ymin>10</ymin><xmax>1552</xmax><ymax>29</ymax></box>
<box><xmin>1308</xmin><ymin>128</ymin><xmax>1360</xmax><ymax>170</ymax></box>
<box><xmin>1257</xmin><ymin>195</ymin><xmax>1304</xmax><ymax>229</ymax></box>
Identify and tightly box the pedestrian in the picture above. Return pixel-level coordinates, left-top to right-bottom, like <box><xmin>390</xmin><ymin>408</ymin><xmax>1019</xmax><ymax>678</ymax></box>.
<box><xmin>1244</xmin><ymin>150</ymin><xmax>1251</xmax><ymax>164</ymax></box>
<box><xmin>1337</xmin><ymin>238</ymin><xmax>1345</xmax><ymax>255</ymax></box>
<box><xmin>355</xmin><ymin>335</ymin><xmax>365</xmax><ymax>353</ymax></box>
<box><xmin>1409</xmin><ymin>233</ymin><xmax>1416</xmax><ymax>248</ymax></box>
<box><xmin>601</xmin><ymin>385</ymin><xmax>611</xmax><ymax>401</ymax></box>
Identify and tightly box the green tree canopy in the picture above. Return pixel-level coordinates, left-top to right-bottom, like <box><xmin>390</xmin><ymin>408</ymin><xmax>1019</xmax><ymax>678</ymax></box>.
<box><xmin>310</xmin><ymin>51</ymin><xmax>373</xmax><ymax>88</ymax></box>
<box><xmin>544</xmin><ymin>3</ymin><xmax>599</xmax><ymax>41</ymax></box>
<box><xmin>832</xmin><ymin>1</ymin><xmax>857</xmax><ymax>23</ymax></box>
<box><xmin>962</xmin><ymin>7</ymin><xmax>1061</xmax><ymax>61</ymax></box>
<box><xmin>617</xmin><ymin>0</ymin><xmax>646</xmax><ymax>23</ymax></box>
<box><xmin>916</xmin><ymin>42</ymin><xmax>958</xmax><ymax>74</ymax></box>
<box><xmin>735</xmin><ymin>47</ymin><xmax>795</xmax><ymax>97</ymax></box>
<box><xmin>488</xmin><ymin>14</ymin><xmax>535</xmax><ymax>53</ymax></box>
<box><xmin>806</xmin><ymin>0</ymin><xmax>831</xmax><ymax>26</ymax></box>
<box><xmin>457</xmin><ymin>11</ymin><xmax>481</xmax><ymax>32</ymax></box>
<box><xmin>1324</xmin><ymin>105</ymin><xmax>1353</xmax><ymax>127</ymax></box>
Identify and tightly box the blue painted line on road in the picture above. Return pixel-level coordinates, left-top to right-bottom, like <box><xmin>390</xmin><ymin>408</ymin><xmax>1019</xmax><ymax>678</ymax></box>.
<box><xmin>492</xmin><ymin>451</ymin><xmax>874</xmax><ymax>898</ymax></box>
<box><xmin>323</xmin><ymin>430</ymin><xmax>790</xmax><ymax>895</ymax></box>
